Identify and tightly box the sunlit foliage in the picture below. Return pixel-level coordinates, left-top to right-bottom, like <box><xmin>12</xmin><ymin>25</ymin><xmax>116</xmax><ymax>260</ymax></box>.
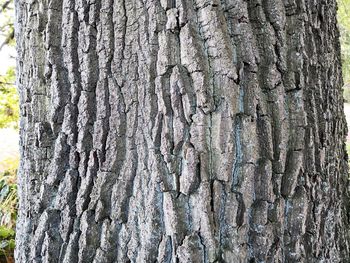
<box><xmin>0</xmin><ymin>67</ymin><xmax>17</xmax><ymax>129</ymax></box>
<box><xmin>0</xmin><ymin>0</ymin><xmax>14</xmax><ymax>49</ymax></box>
<box><xmin>338</xmin><ymin>0</ymin><xmax>350</xmax><ymax>101</ymax></box>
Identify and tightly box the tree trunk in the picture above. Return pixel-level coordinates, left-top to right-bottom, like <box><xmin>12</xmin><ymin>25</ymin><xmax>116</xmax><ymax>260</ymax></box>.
<box><xmin>15</xmin><ymin>0</ymin><xmax>350</xmax><ymax>262</ymax></box>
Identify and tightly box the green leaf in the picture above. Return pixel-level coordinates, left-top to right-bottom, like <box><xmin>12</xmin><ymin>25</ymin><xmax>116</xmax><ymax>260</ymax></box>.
<box><xmin>0</xmin><ymin>226</ymin><xmax>14</xmax><ymax>238</ymax></box>
<box><xmin>7</xmin><ymin>239</ymin><xmax>15</xmax><ymax>250</ymax></box>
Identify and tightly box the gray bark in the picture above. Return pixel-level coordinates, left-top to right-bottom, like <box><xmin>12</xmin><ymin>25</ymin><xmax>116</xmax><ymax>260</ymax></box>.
<box><xmin>15</xmin><ymin>0</ymin><xmax>350</xmax><ymax>262</ymax></box>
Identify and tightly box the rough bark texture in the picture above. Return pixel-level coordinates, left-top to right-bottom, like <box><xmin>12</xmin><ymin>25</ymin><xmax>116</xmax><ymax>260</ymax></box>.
<box><xmin>15</xmin><ymin>0</ymin><xmax>350</xmax><ymax>262</ymax></box>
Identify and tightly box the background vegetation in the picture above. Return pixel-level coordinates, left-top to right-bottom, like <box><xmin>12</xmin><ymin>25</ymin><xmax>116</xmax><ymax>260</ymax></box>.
<box><xmin>0</xmin><ymin>1</ymin><xmax>16</xmax><ymax>261</ymax></box>
<box><xmin>339</xmin><ymin>0</ymin><xmax>350</xmax><ymax>101</ymax></box>
<box><xmin>0</xmin><ymin>67</ymin><xmax>17</xmax><ymax>129</ymax></box>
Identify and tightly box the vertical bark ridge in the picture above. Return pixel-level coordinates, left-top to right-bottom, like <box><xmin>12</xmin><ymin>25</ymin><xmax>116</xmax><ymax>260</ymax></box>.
<box><xmin>16</xmin><ymin>0</ymin><xmax>350</xmax><ymax>262</ymax></box>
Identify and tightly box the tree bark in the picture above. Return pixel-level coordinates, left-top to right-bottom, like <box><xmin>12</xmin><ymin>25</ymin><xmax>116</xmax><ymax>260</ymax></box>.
<box><xmin>15</xmin><ymin>0</ymin><xmax>350</xmax><ymax>262</ymax></box>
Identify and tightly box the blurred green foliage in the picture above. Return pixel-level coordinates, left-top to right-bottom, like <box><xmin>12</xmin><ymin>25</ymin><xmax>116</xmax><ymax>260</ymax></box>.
<box><xmin>0</xmin><ymin>67</ymin><xmax>18</xmax><ymax>129</ymax></box>
<box><xmin>0</xmin><ymin>0</ymin><xmax>17</xmax><ymax>131</ymax></box>
<box><xmin>339</xmin><ymin>0</ymin><xmax>350</xmax><ymax>101</ymax></box>
<box><xmin>0</xmin><ymin>1</ymin><xmax>17</xmax><ymax>260</ymax></box>
<box><xmin>0</xmin><ymin>156</ymin><xmax>17</xmax><ymax>259</ymax></box>
<box><xmin>0</xmin><ymin>156</ymin><xmax>18</xmax><ymax>225</ymax></box>
<box><xmin>0</xmin><ymin>0</ymin><xmax>15</xmax><ymax>49</ymax></box>
<box><xmin>0</xmin><ymin>226</ymin><xmax>15</xmax><ymax>257</ymax></box>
